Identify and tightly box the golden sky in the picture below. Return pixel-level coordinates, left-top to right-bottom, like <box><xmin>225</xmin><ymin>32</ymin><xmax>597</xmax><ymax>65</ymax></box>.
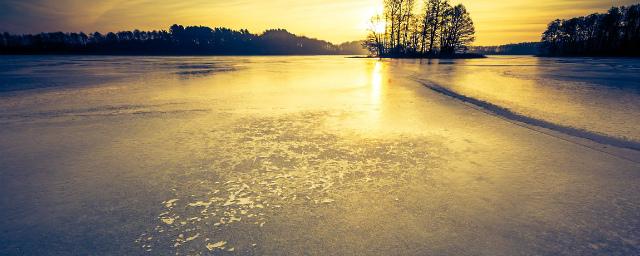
<box><xmin>1</xmin><ymin>0</ymin><xmax>638</xmax><ymax>45</ymax></box>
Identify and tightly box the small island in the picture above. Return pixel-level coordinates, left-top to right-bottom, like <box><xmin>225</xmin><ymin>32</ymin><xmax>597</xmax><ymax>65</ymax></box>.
<box><xmin>363</xmin><ymin>0</ymin><xmax>482</xmax><ymax>59</ymax></box>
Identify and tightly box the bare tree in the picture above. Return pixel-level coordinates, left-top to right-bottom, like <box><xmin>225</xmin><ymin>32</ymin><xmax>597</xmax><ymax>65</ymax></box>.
<box><xmin>440</xmin><ymin>4</ymin><xmax>475</xmax><ymax>55</ymax></box>
<box><xmin>426</xmin><ymin>0</ymin><xmax>448</xmax><ymax>55</ymax></box>
<box><xmin>364</xmin><ymin>14</ymin><xmax>386</xmax><ymax>57</ymax></box>
<box><xmin>384</xmin><ymin>0</ymin><xmax>401</xmax><ymax>51</ymax></box>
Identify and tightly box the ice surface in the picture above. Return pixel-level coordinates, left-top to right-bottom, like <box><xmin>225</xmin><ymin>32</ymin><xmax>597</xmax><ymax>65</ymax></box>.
<box><xmin>408</xmin><ymin>56</ymin><xmax>640</xmax><ymax>143</ymax></box>
<box><xmin>0</xmin><ymin>56</ymin><xmax>639</xmax><ymax>255</ymax></box>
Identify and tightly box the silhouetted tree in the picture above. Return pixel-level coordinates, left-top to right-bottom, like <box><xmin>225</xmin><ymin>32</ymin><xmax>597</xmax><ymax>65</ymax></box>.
<box><xmin>422</xmin><ymin>0</ymin><xmax>448</xmax><ymax>55</ymax></box>
<box><xmin>440</xmin><ymin>4</ymin><xmax>475</xmax><ymax>55</ymax></box>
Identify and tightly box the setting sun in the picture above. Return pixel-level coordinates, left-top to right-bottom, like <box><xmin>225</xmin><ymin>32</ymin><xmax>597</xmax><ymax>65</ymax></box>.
<box><xmin>371</xmin><ymin>19</ymin><xmax>386</xmax><ymax>34</ymax></box>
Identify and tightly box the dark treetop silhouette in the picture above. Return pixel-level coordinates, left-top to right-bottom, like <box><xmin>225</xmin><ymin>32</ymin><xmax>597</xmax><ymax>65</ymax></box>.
<box><xmin>364</xmin><ymin>0</ymin><xmax>480</xmax><ymax>58</ymax></box>
<box><xmin>0</xmin><ymin>24</ymin><xmax>367</xmax><ymax>55</ymax></box>
<box><xmin>540</xmin><ymin>3</ymin><xmax>640</xmax><ymax>57</ymax></box>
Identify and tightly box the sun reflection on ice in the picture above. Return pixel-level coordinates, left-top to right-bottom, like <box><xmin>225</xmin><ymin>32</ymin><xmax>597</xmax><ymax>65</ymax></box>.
<box><xmin>370</xmin><ymin>61</ymin><xmax>383</xmax><ymax>105</ymax></box>
<box><xmin>364</xmin><ymin>61</ymin><xmax>386</xmax><ymax>129</ymax></box>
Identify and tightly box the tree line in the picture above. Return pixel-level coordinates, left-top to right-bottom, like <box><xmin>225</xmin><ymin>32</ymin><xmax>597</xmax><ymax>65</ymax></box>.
<box><xmin>364</xmin><ymin>0</ymin><xmax>477</xmax><ymax>58</ymax></box>
<box><xmin>540</xmin><ymin>4</ymin><xmax>640</xmax><ymax>56</ymax></box>
<box><xmin>470</xmin><ymin>42</ymin><xmax>541</xmax><ymax>55</ymax></box>
<box><xmin>0</xmin><ymin>25</ymin><xmax>367</xmax><ymax>55</ymax></box>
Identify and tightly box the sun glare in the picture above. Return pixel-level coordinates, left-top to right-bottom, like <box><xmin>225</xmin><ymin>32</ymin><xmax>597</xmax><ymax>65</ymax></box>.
<box><xmin>372</xmin><ymin>20</ymin><xmax>386</xmax><ymax>34</ymax></box>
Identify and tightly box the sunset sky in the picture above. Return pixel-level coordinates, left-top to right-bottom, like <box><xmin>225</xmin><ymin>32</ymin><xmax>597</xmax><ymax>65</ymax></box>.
<box><xmin>1</xmin><ymin>0</ymin><xmax>638</xmax><ymax>45</ymax></box>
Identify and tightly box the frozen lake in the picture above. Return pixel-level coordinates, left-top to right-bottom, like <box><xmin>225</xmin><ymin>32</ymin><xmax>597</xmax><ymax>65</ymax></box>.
<box><xmin>2</xmin><ymin>55</ymin><xmax>639</xmax><ymax>143</ymax></box>
<box><xmin>0</xmin><ymin>56</ymin><xmax>639</xmax><ymax>255</ymax></box>
<box><xmin>410</xmin><ymin>56</ymin><xmax>640</xmax><ymax>145</ymax></box>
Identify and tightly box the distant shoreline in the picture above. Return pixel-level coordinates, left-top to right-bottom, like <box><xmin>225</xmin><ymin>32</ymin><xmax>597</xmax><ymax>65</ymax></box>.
<box><xmin>0</xmin><ymin>26</ymin><xmax>369</xmax><ymax>56</ymax></box>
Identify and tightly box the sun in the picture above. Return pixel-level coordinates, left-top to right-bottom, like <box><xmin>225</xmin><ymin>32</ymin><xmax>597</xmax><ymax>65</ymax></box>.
<box><xmin>367</xmin><ymin>12</ymin><xmax>386</xmax><ymax>34</ymax></box>
<box><xmin>372</xmin><ymin>20</ymin><xmax>386</xmax><ymax>34</ymax></box>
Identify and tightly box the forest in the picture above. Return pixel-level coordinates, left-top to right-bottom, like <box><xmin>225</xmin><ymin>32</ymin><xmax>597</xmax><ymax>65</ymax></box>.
<box><xmin>540</xmin><ymin>4</ymin><xmax>640</xmax><ymax>56</ymax></box>
<box><xmin>0</xmin><ymin>25</ymin><xmax>367</xmax><ymax>55</ymax></box>
<box><xmin>364</xmin><ymin>0</ymin><xmax>478</xmax><ymax>58</ymax></box>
